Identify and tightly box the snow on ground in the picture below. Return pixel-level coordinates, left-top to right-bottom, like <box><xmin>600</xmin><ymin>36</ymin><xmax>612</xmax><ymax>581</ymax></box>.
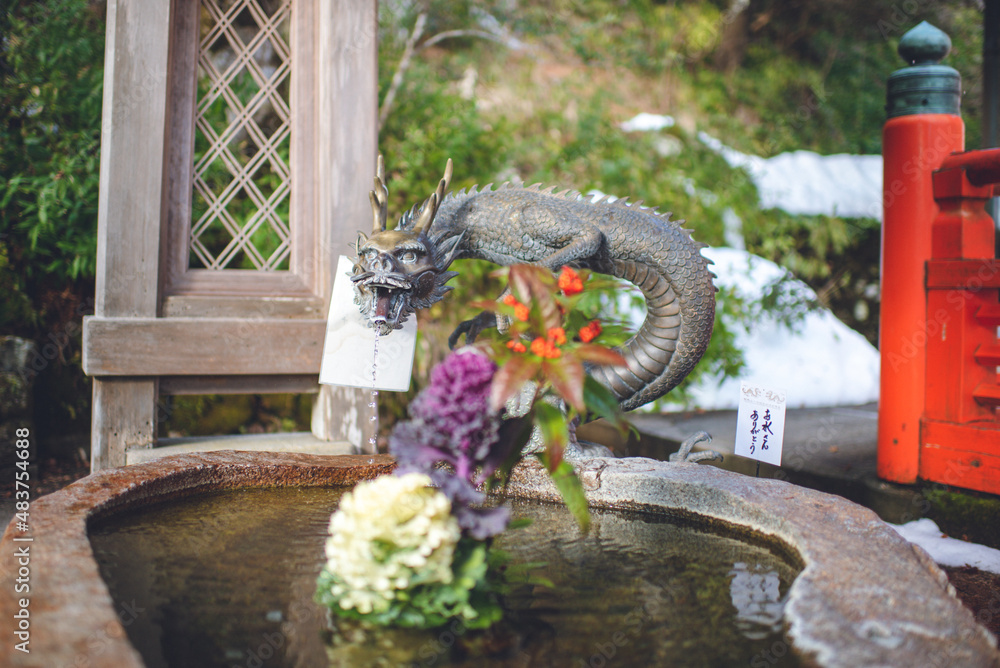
<box><xmin>889</xmin><ymin>519</ymin><xmax>1000</xmax><ymax>575</ymax></box>
<box><xmin>690</xmin><ymin>247</ymin><xmax>880</xmax><ymax>410</ymax></box>
<box><xmin>619</xmin><ymin>114</ymin><xmax>884</xmax><ymax>221</ymax></box>
<box><xmin>621</xmin><ymin>246</ymin><xmax>880</xmax><ymax>411</ymax></box>
<box><xmin>620</xmin><ymin>112</ymin><xmax>676</xmax><ymax>132</ymax></box>
<box><xmin>697</xmin><ymin>132</ymin><xmax>884</xmax><ymax>221</ymax></box>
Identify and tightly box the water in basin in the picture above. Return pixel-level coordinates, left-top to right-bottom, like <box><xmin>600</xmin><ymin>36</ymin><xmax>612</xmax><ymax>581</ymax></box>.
<box><xmin>89</xmin><ymin>485</ymin><xmax>802</xmax><ymax>667</ymax></box>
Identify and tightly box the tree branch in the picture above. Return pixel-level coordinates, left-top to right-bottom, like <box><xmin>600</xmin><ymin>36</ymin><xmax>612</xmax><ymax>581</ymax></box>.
<box><xmin>418</xmin><ymin>29</ymin><xmax>511</xmax><ymax>52</ymax></box>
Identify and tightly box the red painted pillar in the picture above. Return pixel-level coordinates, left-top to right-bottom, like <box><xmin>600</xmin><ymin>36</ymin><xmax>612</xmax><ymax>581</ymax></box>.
<box><xmin>877</xmin><ymin>22</ymin><xmax>964</xmax><ymax>484</ymax></box>
<box><xmin>879</xmin><ymin>116</ymin><xmax>964</xmax><ymax>482</ymax></box>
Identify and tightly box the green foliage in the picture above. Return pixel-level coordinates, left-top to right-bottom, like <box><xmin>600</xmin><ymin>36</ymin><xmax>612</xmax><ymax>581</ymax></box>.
<box><xmin>513</xmin><ymin>0</ymin><xmax>724</xmax><ymax>75</ymax></box>
<box><xmin>1</xmin><ymin>0</ymin><xmax>105</xmax><ymax>286</ymax></box>
<box><xmin>378</xmin><ymin>66</ymin><xmax>510</xmax><ymax>214</ymax></box>
<box><xmin>159</xmin><ymin>393</ymin><xmax>312</xmax><ymax>438</ymax></box>
<box><xmin>0</xmin><ymin>0</ymin><xmax>104</xmax><ymax>445</ymax></box>
<box><xmin>0</xmin><ymin>244</ymin><xmax>34</xmax><ymax>329</ymax></box>
<box><xmin>542</xmin><ymin>456</ymin><xmax>591</xmax><ymax>534</ymax></box>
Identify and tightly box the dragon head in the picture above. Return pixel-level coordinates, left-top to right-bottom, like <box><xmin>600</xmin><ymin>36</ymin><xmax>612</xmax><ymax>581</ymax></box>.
<box><xmin>351</xmin><ymin>156</ymin><xmax>463</xmax><ymax>336</ymax></box>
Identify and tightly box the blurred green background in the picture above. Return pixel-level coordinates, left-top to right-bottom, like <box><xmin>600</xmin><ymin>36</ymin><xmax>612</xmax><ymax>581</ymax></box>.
<box><xmin>0</xmin><ymin>0</ymin><xmax>986</xmax><ymax>460</ymax></box>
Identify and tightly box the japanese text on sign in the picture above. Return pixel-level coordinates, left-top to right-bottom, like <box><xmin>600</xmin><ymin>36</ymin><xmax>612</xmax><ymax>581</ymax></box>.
<box><xmin>735</xmin><ymin>382</ymin><xmax>786</xmax><ymax>466</ymax></box>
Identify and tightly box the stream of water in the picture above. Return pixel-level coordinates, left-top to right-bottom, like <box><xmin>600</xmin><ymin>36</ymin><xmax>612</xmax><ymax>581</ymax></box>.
<box><xmin>368</xmin><ymin>329</ymin><xmax>380</xmax><ymax>453</ymax></box>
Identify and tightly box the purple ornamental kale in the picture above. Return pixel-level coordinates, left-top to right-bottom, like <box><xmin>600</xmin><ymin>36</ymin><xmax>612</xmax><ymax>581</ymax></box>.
<box><xmin>391</xmin><ymin>347</ymin><xmax>499</xmax><ymax>479</ymax></box>
<box><xmin>389</xmin><ymin>348</ymin><xmax>512</xmax><ymax>539</ymax></box>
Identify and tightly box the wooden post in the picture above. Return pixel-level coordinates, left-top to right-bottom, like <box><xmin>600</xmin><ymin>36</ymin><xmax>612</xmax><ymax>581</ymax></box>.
<box><xmin>877</xmin><ymin>22</ymin><xmax>964</xmax><ymax>484</ymax></box>
<box><xmin>311</xmin><ymin>0</ymin><xmax>379</xmax><ymax>452</ymax></box>
<box><xmin>90</xmin><ymin>0</ymin><xmax>172</xmax><ymax>470</ymax></box>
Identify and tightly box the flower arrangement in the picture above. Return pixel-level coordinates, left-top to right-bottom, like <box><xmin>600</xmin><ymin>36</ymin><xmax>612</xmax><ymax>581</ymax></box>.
<box><xmin>315</xmin><ymin>472</ymin><xmax>502</xmax><ymax>628</ymax></box>
<box><xmin>316</xmin><ymin>264</ymin><xmax>628</xmax><ymax>630</ymax></box>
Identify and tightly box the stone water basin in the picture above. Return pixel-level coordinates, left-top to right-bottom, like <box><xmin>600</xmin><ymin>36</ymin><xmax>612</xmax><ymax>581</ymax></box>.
<box><xmin>1</xmin><ymin>451</ymin><xmax>997</xmax><ymax>667</ymax></box>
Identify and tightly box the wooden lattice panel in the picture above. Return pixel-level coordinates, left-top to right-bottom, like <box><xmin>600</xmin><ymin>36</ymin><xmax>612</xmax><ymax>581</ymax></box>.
<box><xmin>190</xmin><ymin>0</ymin><xmax>292</xmax><ymax>271</ymax></box>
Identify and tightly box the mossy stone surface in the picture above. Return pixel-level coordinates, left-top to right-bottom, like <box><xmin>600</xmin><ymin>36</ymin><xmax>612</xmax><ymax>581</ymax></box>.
<box><xmin>924</xmin><ymin>488</ymin><xmax>1000</xmax><ymax>551</ymax></box>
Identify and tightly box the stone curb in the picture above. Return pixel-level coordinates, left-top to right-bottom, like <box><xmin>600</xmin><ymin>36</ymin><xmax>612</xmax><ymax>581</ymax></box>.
<box><xmin>508</xmin><ymin>457</ymin><xmax>1000</xmax><ymax>668</ymax></box>
<box><xmin>0</xmin><ymin>452</ymin><xmax>394</xmax><ymax>668</ymax></box>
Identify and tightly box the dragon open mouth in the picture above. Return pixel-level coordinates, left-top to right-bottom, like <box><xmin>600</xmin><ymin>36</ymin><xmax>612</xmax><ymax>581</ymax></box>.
<box><xmin>351</xmin><ymin>272</ymin><xmax>415</xmax><ymax>336</ymax></box>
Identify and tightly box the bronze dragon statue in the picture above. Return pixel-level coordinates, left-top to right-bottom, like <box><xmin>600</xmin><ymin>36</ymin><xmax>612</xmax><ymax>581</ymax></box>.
<box><xmin>351</xmin><ymin>157</ymin><xmax>717</xmax><ymax>458</ymax></box>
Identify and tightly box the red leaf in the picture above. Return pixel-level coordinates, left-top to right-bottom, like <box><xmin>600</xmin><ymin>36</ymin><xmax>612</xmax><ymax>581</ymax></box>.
<box><xmin>508</xmin><ymin>265</ymin><xmax>550</xmax><ymax>305</ymax></box>
<box><xmin>572</xmin><ymin>343</ymin><xmax>627</xmax><ymax>367</ymax></box>
<box><xmin>531</xmin><ymin>289</ymin><xmax>562</xmax><ymax>332</ymax></box>
<box><xmin>543</xmin><ymin>357</ymin><xmax>586</xmax><ymax>413</ymax></box>
<box><xmin>547</xmin><ymin>438</ymin><xmax>565</xmax><ymax>472</ymax></box>
<box><xmin>507</xmin><ymin>265</ymin><xmax>563</xmax><ymax>328</ymax></box>
<box><xmin>490</xmin><ymin>356</ymin><xmax>539</xmax><ymax>412</ymax></box>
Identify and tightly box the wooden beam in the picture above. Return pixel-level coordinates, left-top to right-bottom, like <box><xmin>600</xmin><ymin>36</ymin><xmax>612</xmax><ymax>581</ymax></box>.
<box><xmin>95</xmin><ymin>0</ymin><xmax>171</xmax><ymax>318</ymax></box>
<box><xmin>921</xmin><ymin>419</ymin><xmax>1000</xmax><ymax>496</ymax></box>
<box><xmin>160</xmin><ymin>294</ymin><xmax>325</xmax><ymax>319</ymax></box>
<box><xmin>160</xmin><ymin>0</ymin><xmax>199</xmax><ymax>301</ymax></box>
<box><xmin>159</xmin><ymin>375</ymin><xmax>321</xmax><ymax>395</ymax></box>
<box><xmin>83</xmin><ymin>317</ymin><xmax>327</xmax><ymax>376</ymax></box>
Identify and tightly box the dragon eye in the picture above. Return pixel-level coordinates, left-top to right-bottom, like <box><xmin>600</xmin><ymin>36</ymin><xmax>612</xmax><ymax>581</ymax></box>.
<box><xmin>399</xmin><ymin>250</ymin><xmax>418</xmax><ymax>263</ymax></box>
<box><xmin>360</xmin><ymin>249</ymin><xmax>377</xmax><ymax>261</ymax></box>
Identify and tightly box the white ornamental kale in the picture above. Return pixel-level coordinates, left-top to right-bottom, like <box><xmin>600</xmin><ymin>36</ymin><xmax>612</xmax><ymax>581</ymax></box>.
<box><xmin>323</xmin><ymin>473</ymin><xmax>460</xmax><ymax>615</ymax></box>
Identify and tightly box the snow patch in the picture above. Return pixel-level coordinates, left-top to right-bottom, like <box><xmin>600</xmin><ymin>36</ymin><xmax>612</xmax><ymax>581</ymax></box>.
<box><xmin>620</xmin><ymin>113</ymin><xmax>676</xmax><ymax>132</ymax></box>
<box><xmin>695</xmin><ymin>247</ymin><xmax>879</xmax><ymax>409</ymax></box>
<box><xmin>616</xmin><ymin>114</ymin><xmax>883</xmax><ymax>219</ymax></box>
<box><xmin>889</xmin><ymin>518</ymin><xmax>1000</xmax><ymax>576</ymax></box>
<box><xmin>619</xmin><ymin>247</ymin><xmax>879</xmax><ymax>411</ymax></box>
<box><xmin>697</xmin><ymin>131</ymin><xmax>883</xmax><ymax>221</ymax></box>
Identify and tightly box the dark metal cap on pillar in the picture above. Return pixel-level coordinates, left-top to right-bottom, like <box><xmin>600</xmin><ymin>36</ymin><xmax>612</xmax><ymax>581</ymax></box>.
<box><xmin>886</xmin><ymin>21</ymin><xmax>961</xmax><ymax>118</ymax></box>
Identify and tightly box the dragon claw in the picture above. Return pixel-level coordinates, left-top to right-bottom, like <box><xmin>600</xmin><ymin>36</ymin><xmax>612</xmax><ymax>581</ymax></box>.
<box><xmin>669</xmin><ymin>430</ymin><xmax>723</xmax><ymax>463</ymax></box>
<box><xmin>448</xmin><ymin>312</ymin><xmax>498</xmax><ymax>349</ymax></box>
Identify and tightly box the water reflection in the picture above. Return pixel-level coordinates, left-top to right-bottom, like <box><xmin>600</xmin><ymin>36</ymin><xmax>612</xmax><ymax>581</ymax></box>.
<box><xmin>729</xmin><ymin>561</ymin><xmax>787</xmax><ymax>640</ymax></box>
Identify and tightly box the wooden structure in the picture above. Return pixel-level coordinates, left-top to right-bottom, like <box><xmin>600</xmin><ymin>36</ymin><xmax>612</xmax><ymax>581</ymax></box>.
<box><xmin>878</xmin><ymin>23</ymin><xmax>1000</xmax><ymax>495</ymax></box>
<box><xmin>921</xmin><ymin>149</ymin><xmax>1000</xmax><ymax>495</ymax></box>
<box><xmin>83</xmin><ymin>0</ymin><xmax>377</xmax><ymax>470</ymax></box>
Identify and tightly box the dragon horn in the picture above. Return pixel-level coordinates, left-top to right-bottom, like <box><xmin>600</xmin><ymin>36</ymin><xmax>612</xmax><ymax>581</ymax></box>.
<box><xmin>413</xmin><ymin>158</ymin><xmax>453</xmax><ymax>235</ymax></box>
<box><xmin>370</xmin><ymin>154</ymin><xmax>388</xmax><ymax>234</ymax></box>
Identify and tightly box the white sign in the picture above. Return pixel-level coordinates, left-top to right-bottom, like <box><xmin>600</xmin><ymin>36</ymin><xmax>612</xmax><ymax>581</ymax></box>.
<box><xmin>734</xmin><ymin>382</ymin><xmax>786</xmax><ymax>466</ymax></box>
<box><xmin>318</xmin><ymin>256</ymin><xmax>416</xmax><ymax>392</ymax></box>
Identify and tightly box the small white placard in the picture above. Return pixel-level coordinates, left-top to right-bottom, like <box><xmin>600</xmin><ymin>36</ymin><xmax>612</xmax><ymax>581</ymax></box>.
<box><xmin>734</xmin><ymin>382</ymin><xmax>786</xmax><ymax>466</ymax></box>
<box><xmin>318</xmin><ymin>256</ymin><xmax>416</xmax><ymax>392</ymax></box>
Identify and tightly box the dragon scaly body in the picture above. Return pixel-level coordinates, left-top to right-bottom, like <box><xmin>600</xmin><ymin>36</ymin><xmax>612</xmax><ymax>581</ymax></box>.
<box><xmin>351</xmin><ymin>157</ymin><xmax>716</xmax><ymax>412</ymax></box>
